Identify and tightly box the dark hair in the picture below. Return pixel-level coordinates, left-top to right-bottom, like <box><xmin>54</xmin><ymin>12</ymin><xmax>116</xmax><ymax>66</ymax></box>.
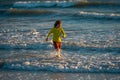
<box><xmin>54</xmin><ymin>20</ymin><xmax>62</xmax><ymax>28</ymax></box>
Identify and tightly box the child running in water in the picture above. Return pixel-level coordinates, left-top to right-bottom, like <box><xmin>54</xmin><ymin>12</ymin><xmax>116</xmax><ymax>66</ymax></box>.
<box><xmin>46</xmin><ymin>20</ymin><xmax>66</xmax><ymax>58</ymax></box>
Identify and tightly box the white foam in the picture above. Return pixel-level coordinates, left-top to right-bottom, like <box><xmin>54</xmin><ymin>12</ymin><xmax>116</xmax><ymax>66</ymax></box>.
<box><xmin>13</xmin><ymin>1</ymin><xmax>76</xmax><ymax>8</ymax></box>
<box><xmin>79</xmin><ymin>11</ymin><xmax>120</xmax><ymax>17</ymax></box>
<box><xmin>24</xmin><ymin>61</ymin><xmax>30</xmax><ymax>65</ymax></box>
<box><xmin>56</xmin><ymin>1</ymin><xmax>75</xmax><ymax>7</ymax></box>
<box><xmin>13</xmin><ymin>1</ymin><xmax>55</xmax><ymax>8</ymax></box>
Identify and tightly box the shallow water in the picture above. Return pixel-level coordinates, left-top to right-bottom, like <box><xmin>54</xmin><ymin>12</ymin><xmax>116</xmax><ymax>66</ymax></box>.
<box><xmin>0</xmin><ymin>70</ymin><xmax>120</xmax><ymax>80</ymax></box>
<box><xmin>0</xmin><ymin>0</ymin><xmax>120</xmax><ymax>80</ymax></box>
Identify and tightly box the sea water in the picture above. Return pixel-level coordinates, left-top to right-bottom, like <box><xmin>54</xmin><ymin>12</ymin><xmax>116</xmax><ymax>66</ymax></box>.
<box><xmin>0</xmin><ymin>0</ymin><xmax>120</xmax><ymax>80</ymax></box>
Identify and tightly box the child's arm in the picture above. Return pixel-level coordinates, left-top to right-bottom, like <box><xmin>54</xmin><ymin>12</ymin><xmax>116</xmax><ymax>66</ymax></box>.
<box><xmin>46</xmin><ymin>29</ymin><xmax>52</xmax><ymax>41</ymax></box>
<box><xmin>61</xmin><ymin>28</ymin><xmax>66</xmax><ymax>38</ymax></box>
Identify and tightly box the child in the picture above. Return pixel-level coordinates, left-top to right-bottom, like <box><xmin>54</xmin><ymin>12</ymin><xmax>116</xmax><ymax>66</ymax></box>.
<box><xmin>46</xmin><ymin>20</ymin><xmax>66</xmax><ymax>58</ymax></box>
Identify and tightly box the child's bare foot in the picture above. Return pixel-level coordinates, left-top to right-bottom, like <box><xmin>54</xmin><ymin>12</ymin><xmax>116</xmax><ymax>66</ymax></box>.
<box><xmin>56</xmin><ymin>55</ymin><xmax>61</xmax><ymax>58</ymax></box>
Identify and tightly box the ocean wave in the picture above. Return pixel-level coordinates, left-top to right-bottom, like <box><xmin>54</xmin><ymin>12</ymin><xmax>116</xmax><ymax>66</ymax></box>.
<box><xmin>79</xmin><ymin>11</ymin><xmax>120</xmax><ymax>16</ymax></box>
<box><xmin>12</xmin><ymin>1</ymin><xmax>75</xmax><ymax>8</ymax></box>
<box><xmin>4</xmin><ymin>8</ymin><xmax>55</xmax><ymax>16</ymax></box>
<box><xmin>12</xmin><ymin>1</ymin><xmax>120</xmax><ymax>8</ymax></box>
<box><xmin>78</xmin><ymin>11</ymin><xmax>120</xmax><ymax>20</ymax></box>
<box><xmin>1</xmin><ymin>8</ymin><xmax>120</xmax><ymax>20</ymax></box>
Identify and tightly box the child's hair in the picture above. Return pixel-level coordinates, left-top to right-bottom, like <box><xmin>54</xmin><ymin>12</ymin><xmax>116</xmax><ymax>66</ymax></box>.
<box><xmin>54</xmin><ymin>20</ymin><xmax>62</xmax><ymax>28</ymax></box>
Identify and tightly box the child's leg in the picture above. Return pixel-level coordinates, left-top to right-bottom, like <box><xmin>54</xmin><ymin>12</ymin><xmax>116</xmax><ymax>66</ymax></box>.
<box><xmin>56</xmin><ymin>48</ymin><xmax>61</xmax><ymax>58</ymax></box>
<box><xmin>53</xmin><ymin>42</ymin><xmax>62</xmax><ymax>58</ymax></box>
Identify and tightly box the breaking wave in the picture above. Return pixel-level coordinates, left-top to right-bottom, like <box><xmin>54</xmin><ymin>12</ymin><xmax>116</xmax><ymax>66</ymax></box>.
<box><xmin>0</xmin><ymin>0</ymin><xmax>120</xmax><ymax>20</ymax></box>
<box><xmin>4</xmin><ymin>9</ymin><xmax>55</xmax><ymax>16</ymax></box>
<box><xmin>12</xmin><ymin>1</ymin><xmax>120</xmax><ymax>8</ymax></box>
<box><xmin>78</xmin><ymin>11</ymin><xmax>120</xmax><ymax>20</ymax></box>
<box><xmin>1</xmin><ymin>8</ymin><xmax>120</xmax><ymax>20</ymax></box>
